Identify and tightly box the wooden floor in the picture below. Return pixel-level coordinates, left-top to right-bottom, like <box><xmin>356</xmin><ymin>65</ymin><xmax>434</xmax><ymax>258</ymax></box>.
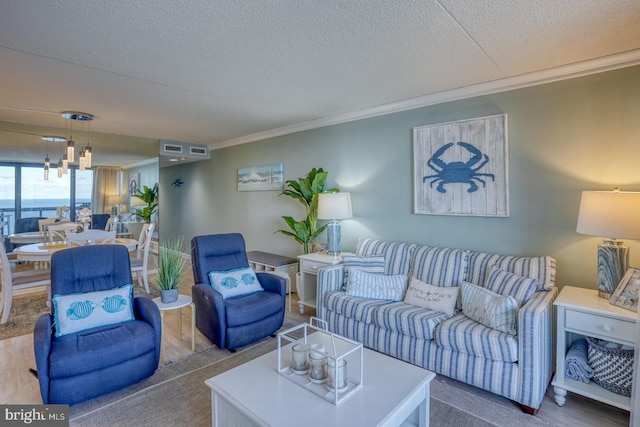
<box><xmin>0</xmin><ymin>266</ymin><xmax>631</xmax><ymax>426</ymax></box>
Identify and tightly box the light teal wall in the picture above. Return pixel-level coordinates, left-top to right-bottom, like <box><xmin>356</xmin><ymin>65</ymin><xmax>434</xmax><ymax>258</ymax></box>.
<box><xmin>160</xmin><ymin>65</ymin><xmax>640</xmax><ymax>289</ymax></box>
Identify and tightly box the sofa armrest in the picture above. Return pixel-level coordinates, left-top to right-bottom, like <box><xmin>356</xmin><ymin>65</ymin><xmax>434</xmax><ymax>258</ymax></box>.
<box><xmin>516</xmin><ymin>286</ymin><xmax>558</xmax><ymax>409</ymax></box>
<box><xmin>33</xmin><ymin>314</ymin><xmax>53</xmax><ymax>403</ymax></box>
<box><xmin>192</xmin><ymin>282</ymin><xmax>227</xmax><ymax>348</ymax></box>
<box><xmin>256</xmin><ymin>272</ymin><xmax>287</xmax><ymax>298</ymax></box>
<box><xmin>134</xmin><ymin>296</ymin><xmax>162</xmax><ymax>365</ymax></box>
<box><xmin>316</xmin><ymin>265</ymin><xmax>345</xmax><ymax>320</ymax></box>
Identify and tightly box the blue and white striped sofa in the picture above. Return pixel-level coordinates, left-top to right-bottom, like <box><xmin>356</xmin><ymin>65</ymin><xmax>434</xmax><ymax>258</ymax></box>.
<box><xmin>317</xmin><ymin>238</ymin><xmax>558</xmax><ymax>413</ymax></box>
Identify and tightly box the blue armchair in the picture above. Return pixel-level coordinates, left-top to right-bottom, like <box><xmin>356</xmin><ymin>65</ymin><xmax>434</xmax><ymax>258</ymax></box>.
<box><xmin>33</xmin><ymin>245</ymin><xmax>161</xmax><ymax>405</ymax></box>
<box><xmin>191</xmin><ymin>233</ymin><xmax>287</xmax><ymax>351</ymax></box>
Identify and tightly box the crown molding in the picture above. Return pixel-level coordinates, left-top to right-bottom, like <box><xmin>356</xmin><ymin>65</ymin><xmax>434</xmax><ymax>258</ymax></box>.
<box><xmin>211</xmin><ymin>49</ymin><xmax>640</xmax><ymax>151</ymax></box>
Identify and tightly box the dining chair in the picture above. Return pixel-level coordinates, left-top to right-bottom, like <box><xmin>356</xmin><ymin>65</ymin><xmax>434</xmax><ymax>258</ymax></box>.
<box><xmin>0</xmin><ymin>236</ymin><xmax>50</xmax><ymax>324</ymax></box>
<box><xmin>46</xmin><ymin>223</ymin><xmax>81</xmax><ymax>243</ymax></box>
<box><xmin>130</xmin><ymin>222</ymin><xmax>155</xmax><ymax>294</ymax></box>
<box><xmin>38</xmin><ymin>218</ymin><xmax>58</xmax><ymax>240</ymax></box>
<box><xmin>66</xmin><ymin>230</ymin><xmax>116</xmax><ymax>247</ymax></box>
<box><xmin>105</xmin><ymin>217</ymin><xmax>116</xmax><ymax>232</ymax></box>
<box><xmin>90</xmin><ymin>213</ymin><xmax>110</xmax><ymax>230</ymax></box>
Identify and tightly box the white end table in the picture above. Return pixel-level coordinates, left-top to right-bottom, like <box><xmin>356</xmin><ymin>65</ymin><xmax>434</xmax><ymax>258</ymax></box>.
<box><xmin>297</xmin><ymin>253</ymin><xmax>344</xmax><ymax>314</ymax></box>
<box><xmin>152</xmin><ymin>294</ymin><xmax>196</xmax><ymax>362</ymax></box>
<box><xmin>552</xmin><ymin>286</ymin><xmax>636</xmax><ymax>410</ymax></box>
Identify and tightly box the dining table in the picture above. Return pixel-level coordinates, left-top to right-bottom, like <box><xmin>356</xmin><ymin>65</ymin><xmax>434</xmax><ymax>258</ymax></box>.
<box><xmin>8</xmin><ymin>231</ymin><xmax>45</xmax><ymax>244</ymax></box>
<box><xmin>14</xmin><ymin>238</ymin><xmax>139</xmax><ymax>262</ymax></box>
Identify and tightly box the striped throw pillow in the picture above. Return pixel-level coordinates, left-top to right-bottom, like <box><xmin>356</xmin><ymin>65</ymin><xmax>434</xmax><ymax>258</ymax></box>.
<box><xmin>341</xmin><ymin>255</ymin><xmax>386</xmax><ymax>289</ymax></box>
<box><xmin>484</xmin><ymin>266</ymin><xmax>538</xmax><ymax>306</ymax></box>
<box><xmin>461</xmin><ymin>281</ymin><xmax>518</xmax><ymax>335</ymax></box>
<box><xmin>346</xmin><ymin>269</ymin><xmax>408</xmax><ymax>301</ymax></box>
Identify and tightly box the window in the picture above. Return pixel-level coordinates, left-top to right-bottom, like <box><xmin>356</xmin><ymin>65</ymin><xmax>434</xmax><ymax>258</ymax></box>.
<box><xmin>0</xmin><ymin>163</ymin><xmax>93</xmax><ymax>234</ymax></box>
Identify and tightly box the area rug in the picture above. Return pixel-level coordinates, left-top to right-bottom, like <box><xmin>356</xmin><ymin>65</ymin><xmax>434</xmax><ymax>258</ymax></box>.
<box><xmin>0</xmin><ymin>286</ymin><xmax>161</xmax><ymax>340</ymax></box>
<box><xmin>68</xmin><ymin>322</ymin><xmax>553</xmax><ymax>427</ymax></box>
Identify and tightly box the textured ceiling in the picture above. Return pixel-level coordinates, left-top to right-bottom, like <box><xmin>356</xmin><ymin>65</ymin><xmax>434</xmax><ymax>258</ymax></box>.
<box><xmin>0</xmin><ymin>0</ymin><xmax>639</xmax><ymax>166</ymax></box>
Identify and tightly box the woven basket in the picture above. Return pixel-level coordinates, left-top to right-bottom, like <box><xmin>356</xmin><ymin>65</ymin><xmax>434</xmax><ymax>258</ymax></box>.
<box><xmin>586</xmin><ymin>336</ymin><xmax>634</xmax><ymax>397</ymax></box>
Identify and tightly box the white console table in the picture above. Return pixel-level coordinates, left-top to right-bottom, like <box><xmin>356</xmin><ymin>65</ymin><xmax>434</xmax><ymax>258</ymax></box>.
<box><xmin>552</xmin><ymin>286</ymin><xmax>636</xmax><ymax>411</ymax></box>
<box><xmin>296</xmin><ymin>253</ymin><xmax>343</xmax><ymax>315</ymax></box>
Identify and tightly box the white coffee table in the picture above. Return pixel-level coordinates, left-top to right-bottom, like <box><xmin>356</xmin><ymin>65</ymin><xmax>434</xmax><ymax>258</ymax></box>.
<box><xmin>152</xmin><ymin>294</ymin><xmax>196</xmax><ymax>362</ymax></box>
<box><xmin>205</xmin><ymin>332</ymin><xmax>435</xmax><ymax>427</ymax></box>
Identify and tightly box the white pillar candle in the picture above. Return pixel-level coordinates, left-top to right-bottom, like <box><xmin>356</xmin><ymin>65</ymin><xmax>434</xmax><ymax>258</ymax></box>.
<box><xmin>291</xmin><ymin>344</ymin><xmax>309</xmax><ymax>371</ymax></box>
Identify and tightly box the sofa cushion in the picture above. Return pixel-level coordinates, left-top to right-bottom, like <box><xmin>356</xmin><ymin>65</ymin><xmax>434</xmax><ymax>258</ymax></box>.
<box><xmin>466</xmin><ymin>252</ymin><xmax>556</xmax><ymax>291</ymax></box>
<box><xmin>324</xmin><ymin>291</ymin><xmax>390</xmax><ymax>324</ymax></box>
<box><xmin>411</xmin><ymin>246</ymin><xmax>469</xmax><ymax>287</ymax></box>
<box><xmin>461</xmin><ymin>282</ymin><xmax>518</xmax><ymax>335</ymax></box>
<box><xmin>347</xmin><ymin>269</ymin><xmax>407</xmax><ymax>301</ymax></box>
<box><xmin>356</xmin><ymin>238</ymin><xmax>417</xmax><ymax>276</ymax></box>
<box><xmin>433</xmin><ymin>314</ymin><xmax>519</xmax><ymax>362</ymax></box>
<box><xmin>225</xmin><ymin>290</ymin><xmax>284</xmax><ymax>326</ymax></box>
<box><xmin>484</xmin><ymin>266</ymin><xmax>538</xmax><ymax>306</ymax></box>
<box><xmin>371</xmin><ymin>301</ymin><xmax>452</xmax><ymax>340</ymax></box>
<box><xmin>52</xmin><ymin>284</ymin><xmax>134</xmax><ymax>337</ymax></box>
<box><xmin>49</xmin><ymin>319</ymin><xmax>156</xmax><ymax>378</ymax></box>
<box><xmin>341</xmin><ymin>255</ymin><xmax>386</xmax><ymax>289</ymax></box>
<box><xmin>403</xmin><ymin>278</ymin><xmax>459</xmax><ymax>316</ymax></box>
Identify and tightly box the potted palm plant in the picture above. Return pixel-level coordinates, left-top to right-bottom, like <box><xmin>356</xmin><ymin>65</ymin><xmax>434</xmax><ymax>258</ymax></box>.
<box><xmin>155</xmin><ymin>236</ymin><xmax>186</xmax><ymax>303</ymax></box>
<box><xmin>133</xmin><ymin>183</ymin><xmax>159</xmax><ymax>223</ymax></box>
<box><xmin>276</xmin><ymin>168</ymin><xmax>338</xmax><ymax>254</ymax></box>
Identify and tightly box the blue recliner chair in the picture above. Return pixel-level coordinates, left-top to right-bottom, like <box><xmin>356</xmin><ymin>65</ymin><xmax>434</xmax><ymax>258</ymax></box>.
<box><xmin>191</xmin><ymin>233</ymin><xmax>287</xmax><ymax>351</ymax></box>
<box><xmin>33</xmin><ymin>245</ymin><xmax>162</xmax><ymax>405</ymax></box>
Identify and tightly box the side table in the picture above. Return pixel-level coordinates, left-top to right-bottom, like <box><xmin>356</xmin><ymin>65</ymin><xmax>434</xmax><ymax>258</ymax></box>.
<box><xmin>152</xmin><ymin>294</ymin><xmax>196</xmax><ymax>362</ymax></box>
<box><xmin>297</xmin><ymin>253</ymin><xmax>343</xmax><ymax>315</ymax></box>
<box><xmin>247</xmin><ymin>251</ymin><xmax>299</xmax><ymax>312</ymax></box>
<box><xmin>552</xmin><ymin>286</ymin><xmax>636</xmax><ymax>411</ymax></box>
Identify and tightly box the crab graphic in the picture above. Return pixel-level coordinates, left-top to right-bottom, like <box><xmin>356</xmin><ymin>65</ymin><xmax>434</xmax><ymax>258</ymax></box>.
<box><xmin>423</xmin><ymin>142</ymin><xmax>495</xmax><ymax>193</ymax></box>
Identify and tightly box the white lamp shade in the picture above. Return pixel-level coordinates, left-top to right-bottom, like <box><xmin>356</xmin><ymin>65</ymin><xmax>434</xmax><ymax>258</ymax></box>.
<box><xmin>576</xmin><ymin>190</ymin><xmax>640</xmax><ymax>239</ymax></box>
<box><xmin>131</xmin><ymin>196</ymin><xmax>146</xmax><ymax>207</ymax></box>
<box><xmin>107</xmin><ymin>195</ymin><xmax>121</xmax><ymax>206</ymax></box>
<box><xmin>318</xmin><ymin>192</ymin><xmax>352</xmax><ymax>220</ymax></box>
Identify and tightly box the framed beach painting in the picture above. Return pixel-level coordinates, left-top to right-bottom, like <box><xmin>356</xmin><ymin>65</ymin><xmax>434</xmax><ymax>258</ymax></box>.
<box><xmin>610</xmin><ymin>267</ymin><xmax>640</xmax><ymax>312</ymax></box>
<box><xmin>413</xmin><ymin>114</ymin><xmax>509</xmax><ymax>217</ymax></box>
<box><xmin>237</xmin><ymin>163</ymin><xmax>284</xmax><ymax>192</ymax></box>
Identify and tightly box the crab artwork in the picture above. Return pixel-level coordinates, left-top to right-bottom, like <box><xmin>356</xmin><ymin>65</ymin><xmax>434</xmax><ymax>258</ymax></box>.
<box><xmin>423</xmin><ymin>141</ymin><xmax>495</xmax><ymax>193</ymax></box>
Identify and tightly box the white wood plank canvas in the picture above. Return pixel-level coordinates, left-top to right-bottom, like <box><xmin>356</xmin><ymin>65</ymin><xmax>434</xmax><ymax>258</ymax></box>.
<box><xmin>413</xmin><ymin>114</ymin><xmax>509</xmax><ymax>217</ymax></box>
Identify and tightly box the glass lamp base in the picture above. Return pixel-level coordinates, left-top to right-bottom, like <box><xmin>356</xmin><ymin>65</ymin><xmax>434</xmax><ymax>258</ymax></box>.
<box><xmin>326</xmin><ymin>221</ymin><xmax>341</xmax><ymax>256</ymax></box>
<box><xmin>596</xmin><ymin>240</ymin><xmax>628</xmax><ymax>299</ymax></box>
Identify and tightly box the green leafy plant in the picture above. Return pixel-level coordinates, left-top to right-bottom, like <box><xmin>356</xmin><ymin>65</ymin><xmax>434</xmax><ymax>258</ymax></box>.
<box><xmin>155</xmin><ymin>236</ymin><xmax>186</xmax><ymax>291</ymax></box>
<box><xmin>276</xmin><ymin>168</ymin><xmax>338</xmax><ymax>254</ymax></box>
<box><xmin>133</xmin><ymin>183</ymin><xmax>158</xmax><ymax>223</ymax></box>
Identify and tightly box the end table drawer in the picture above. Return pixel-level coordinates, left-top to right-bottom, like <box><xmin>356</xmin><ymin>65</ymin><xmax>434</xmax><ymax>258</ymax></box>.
<box><xmin>565</xmin><ymin>310</ymin><xmax>634</xmax><ymax>342</ymax></box>
<box><xmin>301</xmin><ymin>260</ymin><xmax>327</xmax><ymax>273</ymax></box>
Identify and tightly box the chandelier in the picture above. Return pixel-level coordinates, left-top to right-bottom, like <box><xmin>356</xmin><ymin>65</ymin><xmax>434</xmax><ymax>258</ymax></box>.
<box><xmin>43</xmin><ymin>112</ymin><xmax>94</xmax><ymax>180</ymax></box>
<box><xmin>62</xmin><ymin>112</ymin><xmax>94</xmax><ymax>171</ymax></box>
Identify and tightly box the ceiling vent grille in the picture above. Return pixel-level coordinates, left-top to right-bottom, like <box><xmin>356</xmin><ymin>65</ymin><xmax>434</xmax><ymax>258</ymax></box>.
<box><xmin>163</xmin><ymin>143</ymin><xmax>183</xmax><ymax>154</ymax></box>
<box><xmin>189</xmin><ymin>146</ymin><xmax>207</xmax><ymax>156</ymax></box>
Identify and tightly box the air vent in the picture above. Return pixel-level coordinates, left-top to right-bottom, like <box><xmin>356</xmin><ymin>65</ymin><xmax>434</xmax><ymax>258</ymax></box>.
<box><xmin>189</xmin><ymin>146</ymin><xmax>207</xmax><ymax>156</ymax></box>
<box><xmin>163</xmin><ymin>143</ymin><xmax>183</xmax><ymax>153</ymax></box>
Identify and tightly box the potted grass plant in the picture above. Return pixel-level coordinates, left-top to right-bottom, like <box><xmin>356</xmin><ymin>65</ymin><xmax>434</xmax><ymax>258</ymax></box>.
<box><xmin>155</xmin><ymin>236</ymin><xmax>186</xmax><ymax>303</ymax></box>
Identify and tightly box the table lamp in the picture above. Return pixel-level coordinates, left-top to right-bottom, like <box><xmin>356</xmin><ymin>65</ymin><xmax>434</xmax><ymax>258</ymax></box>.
<box><xmin>576</xmin><ymin>189</ymin><xmax>640</xmax><ymax>298</ymax></box>
<box><xmin>107</xmin><ymin>195</ymin><xmax>121</xmax><ymax>216</ymax></box>
<box><xmin>318</xmin><ymin>192</ymin><xmax>352</xmax><ymax>256</ymax></box>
